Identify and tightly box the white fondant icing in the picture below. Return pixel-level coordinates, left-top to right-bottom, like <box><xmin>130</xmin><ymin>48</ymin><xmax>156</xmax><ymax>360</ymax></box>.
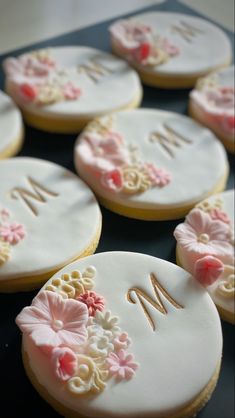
<box><xmin>111</xmin><ymin>12</ymin><xmax>232</xmax><ymax>76</ymax></box>
<box><xmin>23</xmin><ymin>252</ymin><xmax>222</xmax><ymax>417</ymax></box>
<box><xmin>0</xmin><ymin>157</ymin><xmax>101</xmax><ymax>280</ymax></box>
<box><xmin>5</xmin><ymin>47</ymin><xmax>142</xmax><ymax>119</ymax></box>
<box><xmin>74</xmin><ymin>109</ymin><xmax>228</xmax><ymax>210</ymax></box>
<box><xmin>0</xmin><ymin>90</ymin><xmax>23</xmax><ymax>155</ymax></box>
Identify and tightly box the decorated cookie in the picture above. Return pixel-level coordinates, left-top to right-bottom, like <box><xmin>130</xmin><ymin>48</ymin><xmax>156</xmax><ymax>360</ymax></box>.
<box><xmin>16</xmin><ymin>252</ymin><xmax>222</xmax><ymax>418</ymax></box>
<box><xmin>0</xmin><ymin>157</ymin><xmax>101</xmax><ymax>292</ymax></box>
<box><xmin>189</xmin><ymin>66</ymin><xmax>235</xmax><ymax>153</ymax></box>
<box><xmin>3</xmin><ymin>46</ymin><xmax>142</xmax><ymax>133</ymax></box>
<box><xmin>174</xmin><ymin>189</ymin><xmax>234</xmax><ymax>324</ymax></box>
<box><xmin>0</xmin><ymin>90</ymin><xmax>24</xmax><ymax>158</ymax></box>
<box><xmin>109</xmin><ymin>12</ymin><xmax>232</xmax><ymax>88</ymax></box>
<box><xmin>74</xmin><ymin>109</ymin><xmax>229</xmax><ymax>220</ymax></box>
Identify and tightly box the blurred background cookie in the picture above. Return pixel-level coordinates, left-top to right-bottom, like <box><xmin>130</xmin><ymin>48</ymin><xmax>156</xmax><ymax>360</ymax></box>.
<box><xmin>0</xmin><ymin>90</ymin><xmax>24</xmax><ymax>159</ymax></box>
<box><xmin>3</xmin><ymin>46</ymin><xmax>142</xmax><ymax>133</ymax></box>
<box><xmin>189</xmin><ymin>66</ymin><xmax>235</xmax><ymax>153</ymax></box>
<box><xmin>109</xmin><ymin>12</ymin><xmax>232</xmax><ymax>88</ymax></box>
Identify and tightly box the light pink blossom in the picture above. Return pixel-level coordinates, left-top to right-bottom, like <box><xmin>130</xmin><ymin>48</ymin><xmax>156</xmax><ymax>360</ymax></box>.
<box><xmin>101</xmin><ymin>169</ymin><xmax>123</xmax><ymax>192</ymax></box>
<box><xmin>62</xmin><ymin>82</ymin><xmax>82</xmax><ymax>100</ymax></box>
<box><xmin>174</xmin><ymin>209</ymin><xmax>234</xmax><ymax>262</ymax></box>
<box><xmin>109</xmin><ymin>20</ymin><xmax>152</xmax><ymax>52</ymax></box>
<box><xmin>145</xmin><ymin>163</ymin><xmax>171</xmax><ymax>187</ymax></box>
<box><xmin>107</xmin><ymin>349</ymin><xmax>138</xmax><ymax>380</ymax></box>
<box><xmin>159</xmin><ymin>38</ymin><xmax>180</xmax><ymax>57</ymax></box>
<box><xmin>76</xmin><ymin>131</ymin><xmax>129</xmax><ymax>174</ymax></box>
<box><xmin>0</xmin><ymin>222</ymin><xmax>26</xmax><ymax>245</ymax></box>
<box><xmin>15</xmin><ymin>290</ymin><xmax>88</xmax><ymax>348</ymax></box>
<box><xmin>209</xmin><ymin>208</ymin><xmax>231</xmax><ymax>224</ymax></box>
<box><xmin>0</xmin><ymin>209</ymin><xmax>10</xmax><ymax>221</ymax></box>
<box><xmin>77</xmin><ymin>291</ymin><xmax>105</xmax><ymax>317</ymax></box>
<box><xmin>51</xmin><ymin>347</ymin><xmax>77</xmax><ymax>381</ymax></box>
<box><xmin>113</xmin><ymin>332</ymin><xmax>130</xmax><ymax>351</ymax></box>
<box><xmin>194</xmin><ymin>256</ymin><xmax>224</xmax><ymax>286</ymax></box>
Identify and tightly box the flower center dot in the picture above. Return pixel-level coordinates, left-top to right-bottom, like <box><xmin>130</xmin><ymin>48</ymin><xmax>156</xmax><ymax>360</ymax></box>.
<box><xmin>198</xmin><ymin>233</ymin><xmax>210</xmax><ymax>244</ymax></box>
<box><xmin>52</xmin><ymin>319</ymin><xmax>64</xmax><ymax>331</ymax></box>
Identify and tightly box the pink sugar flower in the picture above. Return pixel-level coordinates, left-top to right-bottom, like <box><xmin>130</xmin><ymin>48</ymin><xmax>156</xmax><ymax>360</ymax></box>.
<box><xmin>51</xmin><ymin>347</ymin><xmax>77</xmax><ymax>381</ymax></box>
<box><xmin>109</xmin><ymin>20</ymin><xmax>152</xmax><ymax>52</ymax></box>
<box><xmin>77</xmin><ymin>291</ymin><xmax>105</xmax><ymax>317</ymax></box>
<box><xmin>160</xmin><ymin>38</ymin><xmax>180</xmax><ymax>57</ymax></box>
<box><xmin>0</xmin><ymin>222</ymin><xmax>25</xmax><ymax>245</ymax></box>
<box><xmin>107</xmin><ymin>349</ymin><xmax>138</xmax><ymax>380</ymax></box>
<box><xmin>0</xmin><ymin>209</ymin><xmax>10</xmax><ymax>221</ymax></box>
<box><xmin>209</xmin><ymin>208</ymin><xmax>231</xmax><ymax>224</ymax></box>
<box><xmin>16</xmin><ymin>291</ymin><xmax>88</xmax><ymax>348</ymax></box>
<box><xmin>101</xmin><ymin>169</ymin><xmax>123</xmax><ymax>192</ymax></box>
<box><xmin>113</xmin><ymin>332</ymin><xmax>130</xmax><ymax>351</ymax></box>
<box><xmin>76</xmin><ymin>131</ymin><xmax>129</xmax><ymax>174</ymax></box>
<box><xmin>62</xmin><ymin>82</ymin><xmax>82</xmax><ymax>100</ymax></box>
<box><xmin>145</xmin><ymin>163</ymin><xmax>171</xmax><ymax>187</ymax></box>
<box><xmin>194</xmin><ymin>256</ymin><xmax>224</xmax><ymax>286</ymax></box>
<box><xmin>174</xmin><ymin>209</ymin><xmax>233</xmax><ymax>260</ymax></box>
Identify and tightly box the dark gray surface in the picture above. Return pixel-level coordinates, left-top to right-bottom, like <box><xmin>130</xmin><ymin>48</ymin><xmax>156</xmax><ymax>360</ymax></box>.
<box><xmin>0</xmin><ymin>1</ymin><xmax>234</xmax><ymax>417</ymax></box>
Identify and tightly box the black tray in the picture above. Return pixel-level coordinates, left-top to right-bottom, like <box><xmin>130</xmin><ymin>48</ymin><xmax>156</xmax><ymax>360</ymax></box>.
<box><xmin>0</xmin><ymin>1</ymin><xmax>234</xmax><ymax>417</ymax></box>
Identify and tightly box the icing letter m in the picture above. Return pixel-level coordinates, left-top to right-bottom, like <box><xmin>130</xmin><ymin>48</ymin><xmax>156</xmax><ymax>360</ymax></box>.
<box><xmin>171</xmin><ymin>20</ymin><xmax>204</xmax><ymax>43</ymax></box>
<box><xmin>149</xmin><ymin>123</ymin><xmax>192</xmax><ymax>158</ymax></box>
<box><xmin>127</xmin><ymin>273</ymin><xmax>184</xmax><ymax>331</ymax></box>
<box><xmin>78</xmin><ymin>57</ymin><xmax>112</xmax><ymax>83</ymax></box>
<box><xmin>9</xmin><ymin>177</ymin><xmax>59</xmax><ymax>216</ymax></box>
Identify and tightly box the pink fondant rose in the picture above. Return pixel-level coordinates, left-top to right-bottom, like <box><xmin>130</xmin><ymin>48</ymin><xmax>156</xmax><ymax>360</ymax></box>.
<box><xmin>0</xmin><ymin>222</ymin><xmax>26</xmax><ymax>244</ymax></box>
<box><xmin>16</xmin><ymin>291</ymin><xmax>88</xmax><ymax>348</ymax></box>
<box><xmin>109</xmin><ymin>20</ymin><xmax>152</xmax><ymax>52</ymax></box>
<box><xmin>194</xmin><ymin>256</ymin><xmax>224</xmax><ymax>286</ymax></box>
<box><xmin>107</xmin><ymin>349</ymin><xmax>138</xmax><ymax>380</ymax></box>
<box><xmin>209</xmin><ymin>208</ymin><xmax>231</xmax><ymax>224</ymax></box>
<box><xmin>62</xmin><ymin>82</ymin><xmax>82</xmax><ymax>100</ymax></box>
<box><xmin>51</xmin><ymin>347</ymin><xmax>77</xmax><ymax>381</ymax></box>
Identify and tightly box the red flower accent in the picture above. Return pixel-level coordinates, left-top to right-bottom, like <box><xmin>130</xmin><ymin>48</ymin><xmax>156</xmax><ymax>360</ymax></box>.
<box><xmin>227</xmin><ymin>115</ymin><xmax>235</xmax><ymax>129</ymax></box>
<box><xmin>20</xmin><ymin>83</ymin><xmax>38</xmax><ymax>101</ymax></box>
<box><xmin>134</xmin><ymin>42</ymin><xmax>151</xmax><ymax>63</ymax></box>
<box><xmin>194</xmin><ymin>256</ymin><xmax>224</xmax><ymax>286</ymax></box>
<box><xmin>77</xmin><ymin>291</ymin><xmax>105</xmax><ymax>316</ymax></box>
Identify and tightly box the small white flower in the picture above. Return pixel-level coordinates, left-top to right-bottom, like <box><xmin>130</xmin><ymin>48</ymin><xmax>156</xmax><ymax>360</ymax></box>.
<box><xmin>89</xmin><ymin>310</ymin><xmax>120</xmax><ymax>336</ymax></box>
<box><xmin>88</xmin><ymin>335</ymin><xmax>114</xmax><ymax>358</ymax></box>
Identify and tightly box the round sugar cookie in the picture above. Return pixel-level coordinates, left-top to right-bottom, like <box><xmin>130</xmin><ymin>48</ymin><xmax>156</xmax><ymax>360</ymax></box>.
<box><xmin>0</xmin><ymin>90</ymin><xmax>24</xmax><ymax>158</ymax></box>
<box><xmin>74</xmin><ymin>109</ymin><xmax>229</xmax><ymax>220</ymax></box>
<box><xmin>0</xmin><ymin>157</ymin><xmax>102</xmax><ymax>292</ymax></box>
<box><xmin>109</xmin><ymin>12</ymin><xmax>232</xmax><ymax>88</ymax></box>
<box><xmin>189</xmin><ymin>66</ymin><xmax>235</xmax><ymax>153</ymax></box>
<box><xmin>15</xmin><ymin>252</ymin><xmax>223</xmax><ymax>418</ymax></box>
<box><xmin>174</xmin><ymin>190</ymin><xmax>234</xmax><ymax>324</ymax></box>
<box><xmin>3</xmin><ymin>46</ymin><xmax>142</xmax><ymax>133</ymax></box>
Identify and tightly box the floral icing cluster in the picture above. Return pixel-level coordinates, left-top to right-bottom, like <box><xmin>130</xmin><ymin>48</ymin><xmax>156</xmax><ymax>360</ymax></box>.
<box><xmin>0</xmin><ymin>208</ymin><xmax>26</xmax><ymax>266</ymax></box>
<box><xmin>192</xmin><ymin>75</ymin><xmax>235</xmax><ymax>136</ymax></box>
<box><xmin>174</xmin><ymin>198</ymin><xmax>234</xmax><ymax>298</ymax></box>
<box><xmin>109</xmin><ymin>20</ymin><xmax>180</xmax><ymax>67</ymax></box>
<box><xmin>77</xmin><ymin>128</ymin><xmax>171</xmax><ymax>194</ymax></box>
<box><xmin>3</xmin><ymin>49</ymin><xmax>81</xmax><ymax>106</ymax></box>
<box><xmin>16</xmin><ymin>266</ymin><xmax>138</xmax><ymax>395</ymax></box>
